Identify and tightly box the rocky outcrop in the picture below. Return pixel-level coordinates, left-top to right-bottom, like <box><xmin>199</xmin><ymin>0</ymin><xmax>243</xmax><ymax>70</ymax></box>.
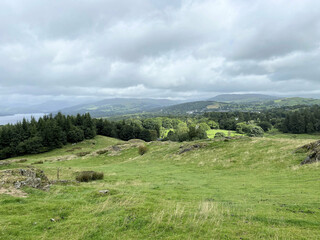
<box><xmin>179</xmin><ymin>143</ymin><xmax>208</xmax><ymax>154</ymax></box>
<box><xmin>296</xmin><ymin>140</ymin><xmax>320</xmax><ymax>165</ymax></box>
<box><xmin>0</xmin><ymin>168</ymin><xmax>51</xmax><ymax>191</ymax></box>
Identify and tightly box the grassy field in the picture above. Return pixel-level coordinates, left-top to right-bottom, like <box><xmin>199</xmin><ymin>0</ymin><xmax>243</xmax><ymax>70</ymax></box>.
<box><xmin>0</xmin><ymin>135</ymin><xmax>320</xmax><ymax>239</ymax></box>
<box><xmin>161</xmin><ymin>128</ymin><xmax>241</xmax><ymax>139</ymax></box>
<box><xmin>206</xmin><ymin>129</ymin><xmax>242</xmax><ymax>139</ymax></box>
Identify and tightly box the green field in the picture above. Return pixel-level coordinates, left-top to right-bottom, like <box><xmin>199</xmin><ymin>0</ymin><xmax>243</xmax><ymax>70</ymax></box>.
<box><xmin>161</xmin><ymin>129</ymin><xmax>241</xmax><ymax>139</ymax></box>
<box><xmin>206</xmin><ymin>129</ymin><xmax>242</xmax><ymax>138</ymax></box>
<box><xmin>0</xmin><ymin>135</ymin><xmax>320</xmax><ymax>239</ymax></box>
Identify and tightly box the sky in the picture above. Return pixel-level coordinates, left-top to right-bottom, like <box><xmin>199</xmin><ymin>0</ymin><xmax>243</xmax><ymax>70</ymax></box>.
<box><xmin>1</xmin><ymin>0</ymin><xmax>320</xmax><ymax>108</ymax></box>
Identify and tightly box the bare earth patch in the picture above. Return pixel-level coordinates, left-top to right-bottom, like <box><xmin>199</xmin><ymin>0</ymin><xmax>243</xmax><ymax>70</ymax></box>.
<box><xmin>0</xmin><ymin>186</ymin><xmax>27</xmax><ymax>198</ymax></box>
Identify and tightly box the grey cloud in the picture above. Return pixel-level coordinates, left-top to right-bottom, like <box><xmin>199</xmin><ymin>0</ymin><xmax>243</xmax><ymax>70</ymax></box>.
<box><xmin>1</xmin><ymin>0</ymin><xmax>320</xmax><ymax>106</ymax></box>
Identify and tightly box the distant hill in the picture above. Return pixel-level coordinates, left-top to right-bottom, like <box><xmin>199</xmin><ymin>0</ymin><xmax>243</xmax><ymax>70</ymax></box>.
<box><xmin>3</xmin><ymin>95</ymin><xmax>320</xmax><ymax>118</ymax></box>
<box><xmin>272</xmin><ymin>97</ymin><xmax>320</xmax><ymax>106</ymax></box>
<box><xmin>58</xmin><ymin>98</ymin><xmax>181</xmax><ymax>117</ymax></box>
<box><xmin>155</xmin><ymin>101</ymin><xmax>228</xmax><ymax>115</ymax></box>
<box><xmin>156</xmin><ymin>96</ymin><xmax>320</xmax><ymax>115</ymax></box>
<box><xmin>0</xmin><ymin>99</ymin><xmax>92</xmax><ymax>116</ymax></box>
<box><xmin>208</xmin><ymin>94</ymin><xmax>279</xmax><ymax>103</ymax></box>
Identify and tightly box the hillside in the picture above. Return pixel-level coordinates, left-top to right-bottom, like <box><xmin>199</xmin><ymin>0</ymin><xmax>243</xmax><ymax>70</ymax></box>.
<box><xmin>208</xmin><ymin>94</ymin><xmax>279</xmax><ymax>103</ymax></box>
<box><xmin>0</xmin><ymin>135</ymin><xmax>319</xmax><ymax>239</ymax></box>
<box><xmin>156</xmin><ymin>97</ymin><xmax>320</xmax><ymax>115</ymax></box>
<box><xmin>0</xmin><ymin>99</ymin><xmax>91</xmax><ymax>116</ymax></box>
<box><xmin>58</xmin><ymin>98</ymin><xmax>181</xmax><ymax>117</ymax></box>
<box><xmin>273</xmin><ymin>97</ymin><xmax>320</xmax><ymax>106</ymax></box>
<box><xmin>155</xmin><ymin>101</ymin><xmax>227</xmax><ymax>114</ymax></box>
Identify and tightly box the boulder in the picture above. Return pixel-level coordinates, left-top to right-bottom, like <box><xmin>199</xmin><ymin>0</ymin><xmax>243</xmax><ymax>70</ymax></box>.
<box><xmin>178</xmin><ymin>143</ymin><xmax>207</xmax><ymax>154</ymax></box>
<box><xmin>0</xmin><ymin>168</ymin><xmax>51</xmax><ymax>191</ymax></box>
<box><xmin>99</xmin><ymin>190</ymin><xmax>110</xmax><ymax>194</ymax></box>
<box><xmin>296</xmin><ymin>140</ymin><xmax>320</xmax><ymax>165</ymax></box>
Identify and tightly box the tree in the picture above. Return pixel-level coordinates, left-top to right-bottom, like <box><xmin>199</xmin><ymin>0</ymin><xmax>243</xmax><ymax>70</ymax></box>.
<box><xmin>258</xmin><ymin>121</ymin><xmax>272</xmax><ymax>132</ymax></box>
<box><xmin>208</xmin><ymin>120</ymin><xmax>219</xmax><ymax>129</ymax></box>
<box><xmin>68</xmin><ymin>126</ymin><xmax>85</xmax><ymax>143</ymax></box>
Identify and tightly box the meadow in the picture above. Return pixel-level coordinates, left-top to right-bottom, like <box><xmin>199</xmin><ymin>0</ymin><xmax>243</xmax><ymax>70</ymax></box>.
<box><xmin>206</xmin><ymin>129</ymin><xmax>242</xmax><ymax>138</ymax></box>
<box><xmin>0</xmin><ymin>135</ymin><xmax>319</xmax><ymax>239</ymax></box>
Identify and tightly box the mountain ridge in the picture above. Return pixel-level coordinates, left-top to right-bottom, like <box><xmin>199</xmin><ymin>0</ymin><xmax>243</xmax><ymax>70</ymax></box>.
<box><xmin>208</xmin><ymin>94</ymin><xmax>280</xmax><ymax>103</ymax></box>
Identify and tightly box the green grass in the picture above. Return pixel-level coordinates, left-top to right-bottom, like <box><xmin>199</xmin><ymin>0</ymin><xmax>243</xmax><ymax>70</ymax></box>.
<box><xmin>206</xmin><ymin>129</ymin><xmax>242</xmax><ymax>138</ymax></box>
<box><xmin>0</xmin><ymin>135</ymin><xmax>320</xmax><ymax>239</ymax></box>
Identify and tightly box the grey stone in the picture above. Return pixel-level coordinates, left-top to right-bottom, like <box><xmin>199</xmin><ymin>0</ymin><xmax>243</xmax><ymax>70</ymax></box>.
<box><xmin>99</xmin><ymin>190</ymin><xmax>110</xmax><ymax>194</ymax></box>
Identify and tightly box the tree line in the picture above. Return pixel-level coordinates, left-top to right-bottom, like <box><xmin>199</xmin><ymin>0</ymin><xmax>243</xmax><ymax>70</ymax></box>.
<box><xmin>0</xmin><ymin>113</ymin><xmax>168</xmax><ymax>160</ymax></box>
<box><xmin>0</xmin><ymin>113</ymin><xmax>96</xmax><ymax>160</ymax></box>
<box><xmin>204</xmin><ymin>105</ymin><xmax>320</xmax><ymax>134</ymax></box>
<box><xmin>1</xmin><ymin>105</ymin><xmax>319</xmax><ymax>159</ymax></box>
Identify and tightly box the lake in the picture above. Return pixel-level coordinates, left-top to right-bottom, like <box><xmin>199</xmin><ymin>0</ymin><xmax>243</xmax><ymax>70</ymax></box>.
<box><xmin>0</xmin><ymin>113</ymin><xmax>47</xmax><ymax>125</ymax></box>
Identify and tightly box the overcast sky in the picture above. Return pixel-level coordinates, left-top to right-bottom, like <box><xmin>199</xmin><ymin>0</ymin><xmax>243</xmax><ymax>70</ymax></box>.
<box><xmin>1</xmin><ymin>0</ymin><xmax>320</xmax><ymax>107</ymax></box>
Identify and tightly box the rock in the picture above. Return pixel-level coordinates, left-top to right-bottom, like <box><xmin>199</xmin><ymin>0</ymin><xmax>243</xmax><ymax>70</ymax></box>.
<box><xmin>112</xmin><ymin>145</ymin><xmax>121</xmax><ymax>151</ymax></box>
<box><xmin>178</xmin><ymin>143</ymin><xmax>208</xmax><ymax>154</ymax></box>
<box><xmin>99</xmin><ymin>190</ymin><xmax>110</xmax><ymax>194</ymax></box>
<box><xmin>0</xmin><ymin>161</ymin><xmax>10</xmax><ymax>166</ymax></box>
<box><xmin>0</xmin><ymin>168</ymin><xmax>51</xmax><ymax>191</ymax></box>
<box><xmin>179</xmin><ymin>147</ymin><xmax>194</xmax><ymax>154</ymax></box>
<box><xmin>17</xmin><ymin>159</ymin><xmax>27</xmax><ymax>163</ymax></box>
<box><xmin>76</xmin><ymin>151</ymin><xmax>91</xmax><ymax>157</ymax></box>
<box><xmin>96</xmin><ymin>149</ymin><xmax>108</xmax><ymax>155</ymax></box>
<box><xmin>296</xmin><ymin>140</ymin><xmax>320</xmax><ymax>165</ymax></box>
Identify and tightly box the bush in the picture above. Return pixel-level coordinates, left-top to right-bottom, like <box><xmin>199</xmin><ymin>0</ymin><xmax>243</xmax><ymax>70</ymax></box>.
<box><xmin>214</xmin><ymin>132</ymin><xmax>226</xmax><ymax>138</ymax></box>
<box><xmin>247</xmin><ymin>126</ymin><xmax>264</xmax><ymax>137</ymax></box>
<box><xmin>138</xmin><ymin>145</ymin><xmax>148</xmax><ymax>155</ymax></box>
<box><xmin>188</xmin><ymin>125</ymin><xmax>208</xmax><ymax>141</ymax></box>
<box><xmin>258</xmin><ymin>121</ymin><xmax>272</xmax><ymax>132</ymax></box>
<box><xmin>208</xmin><ymin>120</ymin><xmax>219</xmax><ymax>129</ymax></box>
<box><xmin>76</xmin><ymin>171</ymin><xmax>104</xmax><ymax>182</ymax></box>
<box><xmin>236</xmin><ymin>122</ymin><xmax>264</xmax><ymax>137</ymax></box>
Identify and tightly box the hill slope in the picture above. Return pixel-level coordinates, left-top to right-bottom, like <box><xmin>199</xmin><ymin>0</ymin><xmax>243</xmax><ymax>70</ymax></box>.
<box><xmin>273</xmin><ymin>97</ymin><xmax>320</xmax><ymax>106</ymax></box>
<box><xmin>208</xmin><ymin>94</ymin><xmax>279</xmax><ymax>103</ymax></box>
<box><xmin>58</xmin><ymin>98</ymin><xmax>181</xmax><ymax>117</ymax></box>
<box><xmin>155</xmin><ymin>101</ymin><xmax>227</xmax><ymax>114</ymax></box>
<box><xmin>157</xmin><ymin>97</ymin><xmax>320</xmax><ymax>114</ymax></box>
<box><xmin>0</xmin><ymin>135</ymin><xmax>319</xmax><ymax>239</ymax></box>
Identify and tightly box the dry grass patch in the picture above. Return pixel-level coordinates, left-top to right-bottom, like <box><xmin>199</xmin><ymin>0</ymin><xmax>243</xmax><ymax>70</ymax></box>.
<box><xmin>0</xmin><ymin>186</ymin><xmax>27</xmax><ymax>198</ymax></box>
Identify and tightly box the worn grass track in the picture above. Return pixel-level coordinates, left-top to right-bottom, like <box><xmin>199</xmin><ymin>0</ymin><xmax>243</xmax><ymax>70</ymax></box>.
<box><xmin>0</xmin><ymin>135</ymin><xmax>319</xmax><ymax>239</ymax></box>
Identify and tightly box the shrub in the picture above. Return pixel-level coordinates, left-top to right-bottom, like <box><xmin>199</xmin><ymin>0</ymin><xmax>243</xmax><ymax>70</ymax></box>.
<box><xmin>247</xmin><ymin>126</ymin><xmax>264</xmax><ymax>137</ymax></box>
<box><xmin>258</xmin><ymin>121</ymin><xmax>272</xmax><ymax>132</ymax></box>
<box><xmin>167</xmin><ymin>130</ymin><xmax>179</xmax><ymax>141</ymax></box>
<box><xmin>214</xmin><ymin>132</ymin><xmax>226</xmax><ymax>138</ymax></box>
<box><xmin>198</xmin><ymin>123</ymin><xmax>210</xmax><ymax>131</ymax></box>
<box><xmin>208</xmin><ymin>120</ymin><xmax>219</xmax><ymax>129</ymax></box>
<box><xmin>236</xmin><ymin>122</ymin><xmax>264</xmax><ymax>137</ymax></box>
<box><xmin>76</xmin><ymin>171</ymin><xmax>104</xmax><ymax>182</ymax></box>
<box><xmin>138</xmin><ymin>145</ymin><xmax>148</xmax><ymax>155</ymax></box>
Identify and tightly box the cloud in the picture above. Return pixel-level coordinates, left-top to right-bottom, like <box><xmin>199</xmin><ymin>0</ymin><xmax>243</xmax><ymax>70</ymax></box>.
<box><xmin>0</xmin><ymin>0</ymin><xmax>320</xmax><ymax>107</ymax></box>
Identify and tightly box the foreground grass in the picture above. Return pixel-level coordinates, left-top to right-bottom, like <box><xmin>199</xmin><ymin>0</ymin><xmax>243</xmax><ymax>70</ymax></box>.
<box><xmin>0</xmin><ymin>135</ymin><xmax>319</xmax><ymax>239</ymax></box>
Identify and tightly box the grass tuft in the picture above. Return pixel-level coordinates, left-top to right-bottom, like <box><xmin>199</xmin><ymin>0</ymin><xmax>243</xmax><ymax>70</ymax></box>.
<box><xmin>138</xmin><ymin>145</ymin><xmax>148</xmax><ymax>155</ymax></box>
<box><xmin>76</xmin><ymin>171</ymin><xmax>104</xmax><ymax>182</ymax></box>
